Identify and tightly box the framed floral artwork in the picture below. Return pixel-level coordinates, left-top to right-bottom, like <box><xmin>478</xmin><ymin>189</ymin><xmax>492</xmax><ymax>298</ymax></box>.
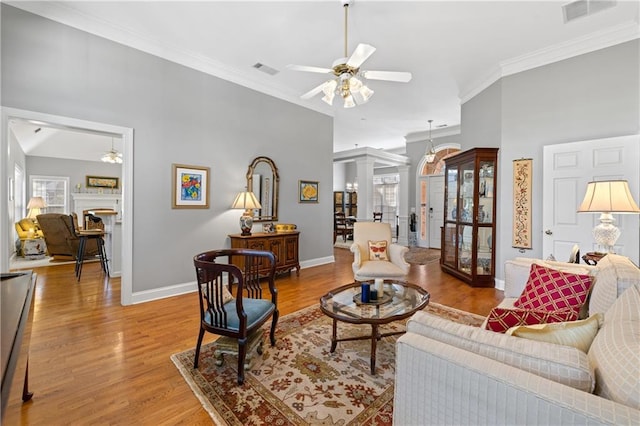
<box><xmin>172</xmin><ymin>164</ymin><xmax>210</xmax><ymax>209</ymax></box>
<box><xmin>299</xmin><ymin>180</ymin><xmax>319</xmax><ymax>203</ymax></box>
<box><xmin>86</xmin><ymin>175</ymin><xmax>119</xmax><ymax>189</ymax></box>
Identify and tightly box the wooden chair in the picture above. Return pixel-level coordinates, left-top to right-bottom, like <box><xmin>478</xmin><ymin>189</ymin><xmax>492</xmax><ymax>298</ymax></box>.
<box><xmin>334</xmin><ymin>212</ymin><xmax>354</xmax><ymax>243</ymax></box>
<box><xmin>373</xmin><ymin>212</ymin><xmax>383</xmax><ymax>222</ymax></box>
<box><xmin>193</xmin><ymin>249</ymin><xmax>279</xmax><ymax>385</ymax></box>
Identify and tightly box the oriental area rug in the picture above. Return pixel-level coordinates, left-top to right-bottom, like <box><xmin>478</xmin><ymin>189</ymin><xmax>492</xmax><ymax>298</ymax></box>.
<box><xmin>171</xmin><ymin>303</ymin><xmax>484</xmax><ymax>425</ymax></box>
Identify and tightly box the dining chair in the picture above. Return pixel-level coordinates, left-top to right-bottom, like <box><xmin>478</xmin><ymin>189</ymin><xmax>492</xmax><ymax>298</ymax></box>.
<box><xmin>193</xmin><ymin>248</ymin><xmax>279</xmax><ymax>385</ymax></box>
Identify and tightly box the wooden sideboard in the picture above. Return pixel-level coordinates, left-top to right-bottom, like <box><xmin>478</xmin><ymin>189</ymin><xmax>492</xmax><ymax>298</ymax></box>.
<box><xmin>229</xmin><ymin>231</ymin><xmax>300</xmax><ymax>276</ymax></box>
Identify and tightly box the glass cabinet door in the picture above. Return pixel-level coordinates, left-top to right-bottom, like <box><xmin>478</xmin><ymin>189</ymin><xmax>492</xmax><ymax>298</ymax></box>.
<box><xmin>459</xmin><ymin>162</ymin><xmax>474</xmax><ymax>224</ymax></box>
<box><xmin>478</xmin><ymin>160</ymin><xmax>495</xmax><ymax>223</ymax></box>
<box><xmin>446</xmin><ymin>168</ymin><xmax>457</xmax><ymax>221</ymax></box>
<box><xmin>477</xmin><ymin>226</ymin><xmax>493</xmax><ymax>275</ymax></box>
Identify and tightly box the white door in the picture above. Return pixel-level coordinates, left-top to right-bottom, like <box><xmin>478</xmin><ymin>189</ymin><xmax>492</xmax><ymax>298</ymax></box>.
<box><xmin>417</xmin><ymin>177</ymin><xmax>428</xmax><ymax>247</ymax></box>
<box><xmin>543</xmin><ymin>135</ymin><xmax>639</xmax><ymax>264</ymax></box>
<box><xmin>428</xmin><ymin>175</ymin><xmax>445</xmax><ymax>249</ymax></box>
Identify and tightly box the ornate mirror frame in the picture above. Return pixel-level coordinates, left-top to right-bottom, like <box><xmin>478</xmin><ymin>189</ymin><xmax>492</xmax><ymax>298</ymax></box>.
<box><xmin>246</xmin><ymin>156</ymin><xmax>279</xmax><ymax>222</ymax></box>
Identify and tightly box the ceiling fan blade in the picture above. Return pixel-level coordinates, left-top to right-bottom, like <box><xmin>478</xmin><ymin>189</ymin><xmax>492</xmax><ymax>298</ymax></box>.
<box><xmin>300</xmin><ymin>81</ymin><xmax>329</xmax><ymax>100</ymax></box>
<box><xmin>346</xmin><ymin>43</ymin><xmax>376</xmax><ymax>68</ymax></box>
<box><xmin>361</xmin><ymin>70</ymin><xmax>412</xmax><ymax>83</ymax></box>
<box><xmin>287</xmin><ymin>64</ymin><xmax>333</xmax><ymax>74</ymax></box>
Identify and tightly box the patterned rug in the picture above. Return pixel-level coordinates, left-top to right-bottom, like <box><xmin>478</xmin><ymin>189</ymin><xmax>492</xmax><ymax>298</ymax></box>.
<box><xmin>403</xmin><ymin>247</ymin><xmax>440</xmax><ymax>265</ymax></box>
<box><xmin>171</xmin><ymin>303</ymin><xmax>485</xmax><ymax>425</ymax></box>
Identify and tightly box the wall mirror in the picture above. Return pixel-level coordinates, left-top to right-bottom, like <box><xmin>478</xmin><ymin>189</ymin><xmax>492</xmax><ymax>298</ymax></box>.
<box><xmin>246</xmin><ymin>156</ymin><xmax>279</xmax><ymax>222</ymax></box>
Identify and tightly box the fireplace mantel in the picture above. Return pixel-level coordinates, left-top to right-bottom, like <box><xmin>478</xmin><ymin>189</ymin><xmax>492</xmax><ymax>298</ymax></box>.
<box><xmin>71</xmin><ymin>193</ymin><xmax>122</xmax><ymax>223</ymax></box>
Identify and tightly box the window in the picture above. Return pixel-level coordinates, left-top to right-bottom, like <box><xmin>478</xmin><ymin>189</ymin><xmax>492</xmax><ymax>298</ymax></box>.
<box><xmin>30</xmin><ymin>175</ymin><xmax>70</xmax><ymax>214</ymax></box>
<box><xmin>373</xmin><ymin>174</ymin><xmax>399</xmax><ymax>237</ymax></box>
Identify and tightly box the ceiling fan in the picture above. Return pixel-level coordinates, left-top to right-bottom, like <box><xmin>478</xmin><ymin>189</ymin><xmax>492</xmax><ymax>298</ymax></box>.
<box><xmin>287</xmin><ymin>0</ymin><xmax>412</xmax><ymax>108</ymax></box>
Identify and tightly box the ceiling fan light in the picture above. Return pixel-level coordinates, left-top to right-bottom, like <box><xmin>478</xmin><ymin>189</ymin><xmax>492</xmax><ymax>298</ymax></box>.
<box><xmin>349</xmin><ymin>76</ymin><xmax>363</xmax><ymax>91</ymax></box>
<box><xmin>322</xmin><ymin>92</ymin><xmax>335</xmax><ymax>106</ymax></box>
<box><xmin>323</xmin><ymin>79</ymin><xmax>337</xmax><ymax>95</ymax></box>
<box><xmin>343</xmin><ymin>94</ymin><xmax>356</xmax><ymax>108</ymax></box>
<box><xmin>101</xmin><ymin>149</ymin><xmax>123</xmax><ymax>164</ymax></box>
<box><xmin>360</xmin><ymin>85</ymin><xmax>374</xmax><ymax>102</ymax></box>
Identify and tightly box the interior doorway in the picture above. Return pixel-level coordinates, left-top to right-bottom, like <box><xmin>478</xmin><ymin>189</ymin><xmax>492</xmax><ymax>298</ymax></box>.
<box><xmin>2</xmin><ymin>107</ymin><xmax>134</xmax><ymax>305</ymax></box>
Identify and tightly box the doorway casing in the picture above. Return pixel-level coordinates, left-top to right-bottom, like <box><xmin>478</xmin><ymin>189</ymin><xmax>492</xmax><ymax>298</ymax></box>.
<box><xmin>1</xmin><ymin>107</ymin><xmax>134</xmax><ymax>305</ymax></box>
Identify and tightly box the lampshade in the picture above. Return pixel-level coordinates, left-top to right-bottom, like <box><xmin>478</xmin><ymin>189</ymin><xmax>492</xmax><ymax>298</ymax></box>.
<box><xmin>577</xmin><ymin>180</ymin><xmax>640</xmax><ymax>253</ymax></box>
<box><xmin>231</xmin><ymin>191</ymin><xmax>262</xmax><ymax>210</ymax></box>
<box><xmin>27</xmin><ymin>196</ymin><xmax>47</xmax><ymax>219</ymax></box>
<box><xmin>231</xmin><ymin>191</ymin><xmax>262</xmax><ymax>236</ymax></box>
<box><xmin>577</xmin><ymin>180</ymin><xmax>640</xmax><ymax>213</ymax></box>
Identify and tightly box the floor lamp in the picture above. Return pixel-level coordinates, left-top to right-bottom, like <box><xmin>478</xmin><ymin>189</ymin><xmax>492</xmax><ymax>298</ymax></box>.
<box><xmin>577</xmin><ymin>180</ymin><xmax>640</xmax><ymax>253</ymax></box>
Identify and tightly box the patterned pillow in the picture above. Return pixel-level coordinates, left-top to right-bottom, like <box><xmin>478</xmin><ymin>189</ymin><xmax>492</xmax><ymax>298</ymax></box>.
<box><xmin>485</xmin><ymin>306</ymin><xmax>580</xmax><ymax>333</ymax></box>
<box><xmin>514</xmin><ymin>263</ymin><xmax>592</xmax><ymax>312</ymax></box>
<box><xmin>368</xmin><ymin>240</ymin><xmax>389</xmax><ymax>261</ymax></box>
<box><xmin>506</xmin><ymin>313</ymin><xmax>603</xmax><ymax>353</ymax></box>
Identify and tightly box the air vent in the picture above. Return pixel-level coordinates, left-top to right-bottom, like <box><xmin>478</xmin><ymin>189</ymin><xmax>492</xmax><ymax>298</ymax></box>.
<box><xmin>563</xmin><ymin>0</ymin><xmax>616</xmax><ymax>23</ymax></box>
<box><xmin>252</xmin><ymin>63</ymin><xmax>279</xmax><ymax>76</ymax></box>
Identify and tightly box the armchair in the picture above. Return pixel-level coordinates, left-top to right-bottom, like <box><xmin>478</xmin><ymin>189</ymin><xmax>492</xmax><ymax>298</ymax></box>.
<box><xmin>15</xmin><ymin>218</ymin><xmax>44</xmax><ymax>255</ymax></box>
<box><xmin>36</xmin><ymin>213</ymin><xmax>99</xmax><ymax>260</ymax></box>
<box><xmin>193</xmin><ymin>249</ymin><xmax>279</xmax><ymax>385</ymax></box>
<box><xmin>350</xmin><ymin>222</ymin><xmax>409</xmax><ymax>281</ymax></box>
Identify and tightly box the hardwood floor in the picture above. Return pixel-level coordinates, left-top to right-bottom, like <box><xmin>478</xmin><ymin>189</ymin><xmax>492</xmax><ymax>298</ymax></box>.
<box><xmin>6</xmin><ymin>248</ymin><xmax>503</xmax><ymax>424</ymax></box>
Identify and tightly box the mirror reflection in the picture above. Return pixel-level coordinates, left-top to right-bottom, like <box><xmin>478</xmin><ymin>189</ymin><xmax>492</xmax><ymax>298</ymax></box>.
<box><xmin>246</xmin><ymin>156</ymin><xmax>279</xmax><ymax>222</ymax></box>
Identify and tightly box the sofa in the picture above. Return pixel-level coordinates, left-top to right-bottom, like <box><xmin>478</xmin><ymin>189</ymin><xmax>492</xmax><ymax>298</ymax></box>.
<box><xmin>394</xmin><ymin>254</ymin><xmax>640</xmax><ymax>425</ymax></box>
<box><xmin>37</xmin><ymin>213</ymin><xmax>99</xmax><ymax>260</ymax></box>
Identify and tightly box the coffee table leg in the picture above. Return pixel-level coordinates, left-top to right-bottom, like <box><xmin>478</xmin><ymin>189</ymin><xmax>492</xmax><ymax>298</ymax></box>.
<box><xmin>330</xmin><ymin>318</ymin><xmax>338</xmax><ymax>353</ymax></box>
<box><xmin>370</xmin><ymin>324</ymin><xmax>378</xmax><ymax>375</ymax></box>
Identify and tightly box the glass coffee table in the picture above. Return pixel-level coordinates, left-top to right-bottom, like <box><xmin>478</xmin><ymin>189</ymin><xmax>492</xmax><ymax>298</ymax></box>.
<box><xmin>319</xmin><ymin>280</ymin><xmax>430</xmax><ymax>374</ymax></box>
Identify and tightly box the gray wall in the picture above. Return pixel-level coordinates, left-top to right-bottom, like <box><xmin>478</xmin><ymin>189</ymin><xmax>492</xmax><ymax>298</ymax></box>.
<box><xmin>26</xmin><ymin>156</ymin><xmax>122</xmax><ymax>198</ymax></box>
<box><xmin>495</xmin><ymin>40</ymin><xmax>639</xmax><ymax>276</ymax></box>
<box><xmin>2</xmin><ymin>5</ymin><xmax>333</xmax><ymax>293</ymax></box>
<box><xmin>401</xmin><ymin>40</ymin><xmax>639</xmax><ymax>282</ymax></box>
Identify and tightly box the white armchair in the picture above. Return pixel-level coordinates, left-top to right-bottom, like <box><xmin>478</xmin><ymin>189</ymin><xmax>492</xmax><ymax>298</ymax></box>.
<box><xmin>350</xmin><ymin>222</ymin><xmax>410</xmax><ymax>281</ymax></box>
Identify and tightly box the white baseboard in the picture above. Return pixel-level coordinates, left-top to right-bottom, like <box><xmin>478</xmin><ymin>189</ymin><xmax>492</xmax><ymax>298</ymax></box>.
<box><xmin>130</xmin><ymin>255</ymin><xmax>336</xmax><ymax>304</ymax></box>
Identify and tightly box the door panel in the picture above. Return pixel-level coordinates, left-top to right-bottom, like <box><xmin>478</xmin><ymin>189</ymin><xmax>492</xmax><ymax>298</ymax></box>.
<box><xmin>543</xmin><ymin>135</ymin><xmax>639</xmax><ymax>264</ymax></box>
<box><xmin>428</xmin><ymin>175</ymin><xmax>445</xmax><ymax>249</ymax></box>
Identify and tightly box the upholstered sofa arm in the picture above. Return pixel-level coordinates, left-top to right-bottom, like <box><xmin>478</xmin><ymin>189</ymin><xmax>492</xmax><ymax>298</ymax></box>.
<box><xmin>394</xmin><ymin>332</ymin><xmax>640</xmax><ymax>426</ymax></box>
<box><xmin>407</xmin><ymin>311</ymin><xmax>594</xmax><ymax>392</ymax></box>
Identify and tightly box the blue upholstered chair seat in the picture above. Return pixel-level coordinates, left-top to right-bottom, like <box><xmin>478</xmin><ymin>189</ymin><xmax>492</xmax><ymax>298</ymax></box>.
<box><xmin>205</xmin><ymin>298</ymin><xmax>274</xmax><ymax>331</ymax></box>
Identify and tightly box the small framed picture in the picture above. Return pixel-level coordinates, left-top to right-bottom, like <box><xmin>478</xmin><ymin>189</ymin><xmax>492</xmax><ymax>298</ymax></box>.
<box><xmin>262</xmin><ymin>222</ymin><xmax>274</xmax><ymax>233</ymax></box>
<box><xmin>86</xmin><ymin>175</ymin><xmax>119</xmax><ymax>189</ymax></box>
<box><xmin>172</xmin><ymin>164</ymin><xmax>210</xmax><ymax>209</ymax></box>
<box><xmin>299</xmin><ymin>180</ymin><xmax>319</xmax><ymax>203</ymax></box>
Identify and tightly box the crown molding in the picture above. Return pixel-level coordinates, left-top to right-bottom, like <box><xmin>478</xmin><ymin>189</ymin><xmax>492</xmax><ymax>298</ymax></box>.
<box><xmin>6</xmin><ymin>1</ymin><xmax>332</xmax><ymax>117</ymax></box>
<box><xmin>460</xmin><ymin>21</ymin><xmax>640</xmax><ymax>104</ymax></box>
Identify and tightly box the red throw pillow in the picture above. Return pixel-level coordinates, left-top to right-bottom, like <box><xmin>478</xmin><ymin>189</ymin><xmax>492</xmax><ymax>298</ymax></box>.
<box><xmin>485</xmin><ymin>306</ymin><xmax>580</xmax><ymax>333</ymax></box>
<box><xmin>514</xmin><ymin>263</ymin><xmax>592</xmax><ymax>312</ymax></box>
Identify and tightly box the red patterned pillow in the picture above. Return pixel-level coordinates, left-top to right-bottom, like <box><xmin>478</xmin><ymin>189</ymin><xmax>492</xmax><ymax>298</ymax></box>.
<box><xmin>514</xmin><ymin>264</ymin><xmax>592</xmax><ymax>312</ymax></box>
<box><xmin>485</xmin><ymin>306</ymin><xmax>580</xmax><ymax>333</ymax></box>
<box><xmin>368</xmin><ymin>240</ymin><xmax>389</xmax><ymax>261</ymax></box>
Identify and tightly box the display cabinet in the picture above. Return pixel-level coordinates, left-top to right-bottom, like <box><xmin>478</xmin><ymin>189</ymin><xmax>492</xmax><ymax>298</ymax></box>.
<box><xmin>346</xmin><ymin>192</ymin><xmax>358</xmax><ymax>218</ymax></box>
<box><xmin>333</xmin><ymin>191</ymin><xmax>345</xmax><ymax>213</ymax></box>
<box><xmin>441</xmin><ymin>148</ymin><xmax>498</xmax><ymax>287</ymax></box>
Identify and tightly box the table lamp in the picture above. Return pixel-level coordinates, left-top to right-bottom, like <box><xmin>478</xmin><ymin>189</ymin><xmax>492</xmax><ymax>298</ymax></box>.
<box><xmin>577</xmin><ymin>180</ymin><xmax>640</xmax><ymax>253</ymax></box>
<box><xmin>231</xmin><ymin>190</ymin><xmax>262</xmax><ymax>236</ymax></box>
<box><xmin>27</xmin><ymin>196</ymin><xmax>47</xmax><ymax>220</ymax></box>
